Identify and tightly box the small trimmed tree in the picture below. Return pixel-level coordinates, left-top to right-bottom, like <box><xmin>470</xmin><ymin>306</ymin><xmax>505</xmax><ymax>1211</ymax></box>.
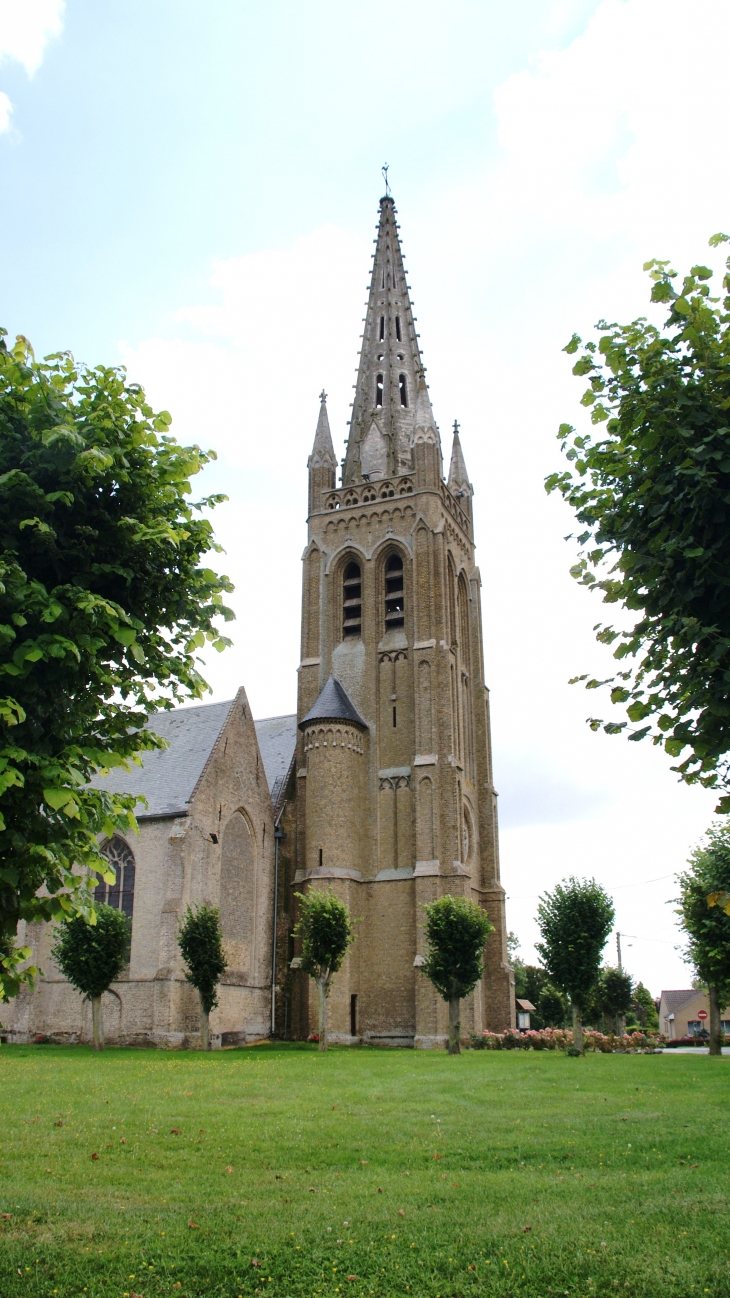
<box><xmin>52</xmin><ymin>904</ymin><xmax>130</xmax><ymax>1050</ymax></box>
<box><xmin>294</xmin><ymin>888</ymin><xmax>353</xmax><ymax>1052</ymax></box>
<box><xmin>595</xmin><ymin>966</ymin><xmax>633</xmax><ymax>1035</ymax></box>
<box><xmin>536</xmin><ymin>878</ymin><xmax>615</xmax><ymax>1053</ymax></box>
<box><xmin>538</xmin><ymin>982</ymin><xmax>567</xmax><ymax>1028</ymax></box>
<box><xmin>178</xmin><ymin>904</ymin><xmax>226</xmax><ymax>1051</ymax></box>
<box><xmin>421</xmin><ymin>894</ymin><xmax>494</xmax><ymax>1055</ymax></box>
<box><xmin>677</xmin><ymin>823</ymin><xmax>730</xmax><ymax>1056</ymax></box>
<box><xmin>632</xmin><ymin>981</ymin><xmax>659</xmax><ymax>1033</ymax></box>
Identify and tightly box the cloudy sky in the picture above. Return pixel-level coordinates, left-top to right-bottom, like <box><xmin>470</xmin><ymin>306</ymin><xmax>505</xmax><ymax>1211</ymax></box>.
<box><xmin>3</xmin><ymin>0</ymin><xmax>730</xmax><ymax>998</ymax></box>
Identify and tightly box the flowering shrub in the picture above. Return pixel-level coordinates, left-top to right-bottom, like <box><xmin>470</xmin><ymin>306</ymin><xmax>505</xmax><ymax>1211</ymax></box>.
<box><xmin>470</xmin><ymin>1027</ymin><xmax>663</xmax><ymax>1053</ymax></box>
<box><xmin>664</xmin><ymin>1034</ymin><xmax>730</xmax><ymax>1048</ymax></box>
<box><xmin>307</xmin><ymin>1033</ymin><xmax>320</xmax><ymax>1043</ymax></box>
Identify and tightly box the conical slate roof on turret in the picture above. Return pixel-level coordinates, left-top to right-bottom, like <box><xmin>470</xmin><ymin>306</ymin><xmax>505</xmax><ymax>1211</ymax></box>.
<box><xmin>343</xmin><ymin>194</ymin><xmax>440</xmax><ymax>485</ymax></box>
<box><xmin>448</xmin><ymin>421</ymin><xmax>471</xmax><ymax>495</ymax></box>
<box><xmin>309</xmin><ymin>390</ymin><xmax>337</xmax><ymax>469</ymax></box>
<box><xmin>299</xmin><ymin>675</ymin><xmax>367</xmax><ymax>731</ymax></box>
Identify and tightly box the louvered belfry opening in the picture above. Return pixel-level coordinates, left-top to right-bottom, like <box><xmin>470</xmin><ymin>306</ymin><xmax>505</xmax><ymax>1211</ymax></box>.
<box><xmin>384</xmin><ymin>552</ymin><xmax>405</xmax><ymax>630</ymax></box>
<box><xmin>343</xmin><ymin>561</ymin><xmax>362</xmax><ymax>637</ymax></box>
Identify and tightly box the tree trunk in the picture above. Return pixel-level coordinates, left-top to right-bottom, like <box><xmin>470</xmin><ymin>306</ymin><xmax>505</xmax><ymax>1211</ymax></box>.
<box><xmin>616</xmin><ymin>1014</ymin><xmax>626</xmax><ymax>1038</ymax></box>
<box><xmin>91</xmin><ymin>995</ymin><xmax>104</xmax><ymax>1052</ymax></box>
<box><xmin>572</xmin><ymin>1002</ymin><xmax>583</xmax><ymax>1053</ymax></box>
<box><xmin>708</xmin><ymin>985</ymin><xmax>723</xmax><ymax>1056</ymax></box>
<box><xmin>317</xmin><ymin>974</ymin><xmax>328</xmax><ymax>1052</ymax></box>
<box><xmin>199</xmin><ymin>994</ymin><xmax>210</xmax><ymax>1052</ymax></box>
<box><xmin>448</xmin><ymin>995</ymin><xmax>461</xmax><ymax>1056</ymax></box>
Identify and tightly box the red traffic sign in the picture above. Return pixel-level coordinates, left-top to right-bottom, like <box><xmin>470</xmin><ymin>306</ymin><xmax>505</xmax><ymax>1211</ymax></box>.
<box><xmin>697</xmin><ymin>1009</ymin><xmax>708</xmax><ymax>1020</ymax></box>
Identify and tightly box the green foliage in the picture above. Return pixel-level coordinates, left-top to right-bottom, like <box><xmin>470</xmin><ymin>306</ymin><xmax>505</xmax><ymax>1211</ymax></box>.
<box><xmin>676</xmin><ymin>822</ymin><xmax>730</xmax><ymax>1001</ymax></box>
<box><xmin>52</xmin><ymin>903</ymin><xmax>130</xmax><ymax>1000</ymax></box>
<box><xmin>538</xmin><ymin>982</ymin><xmax>568</xmax><ymax>1027</ymax></box>
<box><xmin>592</xmin><ymin>966</ymin><xmax>633</xmax><ymax>1030</ymax></box>
<box><xmin>536</xmin><ymin>877</ymin><xmax>615</xmax><ymax>1012</ymax></box>
<box><xmin>0</xmin><ymin>331</ymin><xmax>233</xmax><ymax>998</ymax></box>
<box><xmin>178</xmin><ymin>905</ymin><xmax>226</xmax><ymax>1015</ymax></box>
<box><xmin>546</xmin><ymin>236</ymin><xmax>730</xmax><ymax>808</ymax></box>
<box><xmin>632</xmin><ymin>980</ymin><xmax>659</xmax><ymax>1031</ymax></box>
<box><xmin>421</xmin><ymin>894</ymin><xmax>493</xmax><ymax>1002</ymax></box>
<box><xmin>294</xmin><ymin>889</ymin><xmax>353</xmax><ymax>983</ymax></box>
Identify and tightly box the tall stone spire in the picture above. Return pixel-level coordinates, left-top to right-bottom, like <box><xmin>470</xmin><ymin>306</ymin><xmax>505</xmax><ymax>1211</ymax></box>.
<box><xmin>308</xmin><ymin>390</ymin><xmax>336</xmax><ymax>515</ymax></box>
<box><xmin>447</xmin><ymin>420</ymin><xmax>472</xmax><ymax>521</ymax></box>
<box><xmin>343</xmin><ymin>195</ymin><xmax>439</xmax><ymax>485</ymax></box>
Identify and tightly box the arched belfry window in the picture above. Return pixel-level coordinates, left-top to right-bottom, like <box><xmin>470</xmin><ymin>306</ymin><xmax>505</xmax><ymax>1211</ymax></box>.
<box><xmin>375</xmin><ymin>374</ymin><xmax>384</xmax><ymax>408</ymax></box>
<box><xmin>343</xmin><ymin>561</ymin><xmax>362</xmax><ymax>638</ymax></box>
<box><xmin>395</xmin><ymin>316</ymin><xmax>402</xmax><ymax>342</ymax></box>
<box><xmin>94</xmin><ymin>837</ymin><xmax>136</xmax><ymax>919</ymax></box>
<box><xmin>399</xmin><ymin>374</ymin><xmax>408</xmax><ymax>408</ymax></box>
<box><xmin>384</xmin><ymin>553</ymin><xmax>405</xmax><ymax>631</ymax></box>
<box><xmin>379</xmin><ymin>315</ymin><xmax>385</xmax><ymax>340</ymax></box>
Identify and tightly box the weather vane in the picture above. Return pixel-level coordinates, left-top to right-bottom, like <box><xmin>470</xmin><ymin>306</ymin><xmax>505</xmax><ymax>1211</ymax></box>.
<box><xmin>382</xmin><ymin>162</ymin><xmax>391</xmax><ymax>197</ymax></box>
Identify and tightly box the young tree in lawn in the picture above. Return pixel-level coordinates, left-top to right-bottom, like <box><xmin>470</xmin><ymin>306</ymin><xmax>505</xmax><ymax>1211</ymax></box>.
<box><xmin>294</xmin><ymin>888</ymin><xmax>353</xmax><ymax>1053</ymax></box>
<box><xmin>538</xmin><ymin>983</ymin><xmax>568</xmax><ymax>1029</ymax></box>
<box><xmin>676</xmin><ymin>823</ymin><xmax>730</xmax><ymax>1056</ymax></box>
<box><xmin>420</xmin><ymin>894</ymin><xmax>494</xmax><ymax>1056</ymax></box>
<box><xmin>536</xmin><ymin>878</ymin><xmax>615</xmax><ymax>1053</ymax></box>
<box><xmin>177</xmin><ymin>905</ymin><xmax>226</xmax><ymax>1050</ymax></box>
<box><xmin>546</xmin><ymin>235</ymin><xmax>730</xmax><ymax>810</ymax></box>
<box><xmin>595</xmin><ymin>966</ymin><xmax>633</xmax><ymax>1035</ymax></box>
<box><xmin>632</xmin><ymin>981</ymin><xmax>659</xmax><ymax>1033</ymax></box>
<box><xmin>0</xmin><ymin>332</ymin><xmax>233</xmax><ymax>1000</ymax></box>
<box><xmin>52</xmin><ymin>904</ymin><xmax>130</xmax><ymax>1050</ymax></box>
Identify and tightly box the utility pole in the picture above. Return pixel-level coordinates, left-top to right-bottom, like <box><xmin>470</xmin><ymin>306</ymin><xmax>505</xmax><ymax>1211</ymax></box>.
<box><xmin>616</xmin><ymin>931</ymin><xmax>623</xmax><ymax>972</ymax></box>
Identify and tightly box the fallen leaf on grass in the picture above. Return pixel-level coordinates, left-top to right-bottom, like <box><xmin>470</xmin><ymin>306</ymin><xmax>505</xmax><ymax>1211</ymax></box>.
<box><xmin>170</xmin><ymin>1128</ymin><xmax>182</xmax><ymax>1135</ymax></box>
<box><xmin>1</xmin><ymin>1213</ymin><xmax>12</xmax><ymax>1220</ymax></box>
<box><xmin>397</xmin><ymin>1210</ymin><xmax>405</xmax><ymax>1217</ymax></box>
<box><xmin>308</xmin><ymin>1187</ymin><xmax>316</xmax><ymax>1193</ymax></box>
<box><xmin>172</xmin><ymin>1284</ymin><xmax>181</xmax><ymax>1290</ymax></box>
<box><xmin>251</xmin><ymin>1259</ymin><xmax>261</xmax><ymax>1267</ymax></box>
<box><xmin>226</xmin><ymin>1166</ymin><xmax>234</xmax><ymax>1174</ymax></box>
<box><xmin>347</xmin><ymin>1275</ymin><xmax>358</xmax><ymax>1281</ymax></box>
<box><xmin>523</xmin><ymin>1226</ymin><xmax>532</xmax><ymax>1233</ymax></box>
<box><xmin>359</xmin><ymin>1160</ymin><xmax>368</xmax><ymax>1165</ymax></box>
<box><xmin>91</xmin><ymin>1153</ymin><xmax>99</xmax><ymax>1161</ymax></box>
<box><xmin>468</xmin><ymin>1264</ymin><xmax>476</xmax><ymax>1272</ymax></box>
<box><xmin>376</xmin><ymin>1187</ymin><xmax>383</xmax><ymax>1194</ymax></box>
<box><xmin>54</xmin><ymin>1120</ymin><xmax>63</xmax><ymax>1127</ymax></box>
<box><xmin>188</xmin><ymin>1221</ymin><xmax>199</xmax><ymax>1230</ymax></box>
<box><xmin>433</xmin><ymin>1154</ymin><xmax>442</xmax><ymax>1160</ymax></box>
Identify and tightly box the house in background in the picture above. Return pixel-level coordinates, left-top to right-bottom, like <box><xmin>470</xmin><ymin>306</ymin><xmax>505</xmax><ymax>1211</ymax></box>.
<box><xmin>658</xmin><ymin>989</ymin><xmax>730</xmax><ymax>1039</ymax></box>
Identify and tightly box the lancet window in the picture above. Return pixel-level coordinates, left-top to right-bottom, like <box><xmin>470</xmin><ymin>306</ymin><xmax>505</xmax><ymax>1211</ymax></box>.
<box><xmin>375</xmin><ymin>373</ymin><xmax>384</xmax><ymax>407</ymax></box>
<box><xmin>94</xmin><ymin>836</ymin><xmax>136</xmax><ymax>919</ymax></box>
<box><xmin>343</xmin><ymin>561</ymin><xmax>362</xmax><ymax>638</ymax></box>
<box><xmin>384</xmin><ymin>552</ymin><xmax>405</xmax><ymax>631</ymax></box>
<box><xmin>399</xmin><ymin>373</ymin><xmax>408</xmax><ymax>407</ymax></box>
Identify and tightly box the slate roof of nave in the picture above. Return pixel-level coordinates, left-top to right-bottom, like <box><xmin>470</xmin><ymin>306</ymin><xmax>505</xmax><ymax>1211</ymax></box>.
<box><xmin>90</xmin><ymin>699</ymin><xmax>297</xmax><ymax>819</ymax></box>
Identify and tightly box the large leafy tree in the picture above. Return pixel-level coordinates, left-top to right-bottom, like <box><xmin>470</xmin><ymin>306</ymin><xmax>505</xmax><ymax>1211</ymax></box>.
<box><xmin>536</xmin><ymin>878</ymin><xmax>615</xmax><ymax>1052</ymax></box>
<box><xmin>421</xmin><ymin>894</ymin><xmax>494</xmax><ymax>1055</ymax></box>
<box><xmin>178</xmin><ymin>904</ymin><xmax>227</xmax><ymax>1051</ymax></box>
<box><xmin>0</xmin><ymin>332</ymin><xmax>233</xmax><ymax>999</ymax></box>
<box><xmin>294</xmin><ymin>888</ymin><xmax>353</xmax><ymax>1052</ymax></box>
<box><xmin>676</xmin><ymin>823</ymin><xmax>730</xmax><ymax>1056</ymax></box>
<box><xmin>594</xmin><ymin>965</ymin><xmax>633</xmax><ymax>1035</ymax></box>
<box><xmin>52</xmin><ymin>903</ymin><xmax>131</xmax><ymax>1050</ymax></box>
<box><xmin>546</xmin><ymin>235</ymin><xmax>730</xmax><ymax>809</ymax></box>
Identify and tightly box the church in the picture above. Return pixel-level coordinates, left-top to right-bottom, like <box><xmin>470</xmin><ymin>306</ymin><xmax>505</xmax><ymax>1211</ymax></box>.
<box><xmin>5</xmin><ymin>193</ymin><xmax>515</xmax><ymax>1048</ymax></box>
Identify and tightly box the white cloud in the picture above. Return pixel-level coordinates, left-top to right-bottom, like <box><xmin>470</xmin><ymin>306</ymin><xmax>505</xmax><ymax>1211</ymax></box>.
<box><xmin>0</xmin><ymin>0</ymin><xmax>64</xmax><ymax>132</ymax></box>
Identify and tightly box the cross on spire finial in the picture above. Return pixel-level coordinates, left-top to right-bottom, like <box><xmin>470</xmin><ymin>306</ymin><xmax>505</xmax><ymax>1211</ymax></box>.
<box><xmin>319</xmin><ymin>389</ymin><xmax>327</xmax><ymax>403</ymax></box>
<box><xmin>453</xmin><ymin>419</ymin><xmax>460</xmax><ymax>435</ymax></box>
<box><xmin>382</xmin><ymin>162</ymin><xmax>391</xmax><ymax>197</ymax></box>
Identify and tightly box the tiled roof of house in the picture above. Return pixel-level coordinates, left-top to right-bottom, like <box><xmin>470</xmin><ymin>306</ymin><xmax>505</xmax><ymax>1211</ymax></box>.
<box><xmin>90</xmin><ymin>699</ymin><xmax>296</xmax><ymax>819</ymax></box>
<box><xmin>660</xmin><ymin>990</ymin><xmax>698</xmax><ymax>1015</ymax></box>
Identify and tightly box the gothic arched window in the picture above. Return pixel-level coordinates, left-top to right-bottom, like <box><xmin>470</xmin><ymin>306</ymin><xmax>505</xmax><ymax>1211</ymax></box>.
<box><xmin>94</xmin><ymin>837</ymin><xmax>136</xmax><ymax>919</ymax></box>
<box><xmin>395</xmin><ymin>316</ymin><xmax>402</xmax><ymax>342</ymax></box>
<box><xmin>399</xmin><ymin>373</ymin><xmax>408</xmax><ymax>408</ymax></box>
<box><xmin>375</xmin><ymin>373</ymin><xmax>384</xmax><ymax>408</ymax></box>
<box><xmin>379</xmin><ymin>315</ymin><xmax>385</xmax><ymax>340</ymax></box>
<box><xmin>343</xmin><ymin>561</ymin><xmax>362</xmax><ymax>638</ymax></box>
<box><xmin>384</xmin><ymin>552</ymin><xmax>405</xmax><ymax>631</ymax></box>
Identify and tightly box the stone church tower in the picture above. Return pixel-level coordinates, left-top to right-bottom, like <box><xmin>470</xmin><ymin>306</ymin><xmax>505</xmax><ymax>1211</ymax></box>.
<box><xmin>291</xmin><ymin>193</ymin><xmax>514</xmax><ymax>1045</ymax></box>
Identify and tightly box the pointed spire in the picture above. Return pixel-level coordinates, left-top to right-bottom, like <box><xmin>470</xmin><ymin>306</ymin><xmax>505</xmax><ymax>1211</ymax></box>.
<box><xmin>309</xmin><ymin>390</ymin><xmax>336</xmax><ymax>469</ymax></box>
<box><xmin>448</xmin><ymin>420</ymin><xmax>472</xmax><ymax>497</ymax></box>
<box><xmin>343</xmin><ymin>194</ymin><xmax>440</xmax><ymax>484</ymax></box>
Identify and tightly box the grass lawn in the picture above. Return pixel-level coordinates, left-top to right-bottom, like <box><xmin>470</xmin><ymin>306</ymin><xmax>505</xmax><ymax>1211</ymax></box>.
<box><xmin>0</xmin><ymin>1044</ymin><xmax>728</xmax><ymax>1298</ymax></box>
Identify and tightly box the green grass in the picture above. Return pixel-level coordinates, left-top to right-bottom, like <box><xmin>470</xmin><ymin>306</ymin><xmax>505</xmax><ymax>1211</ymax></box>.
<box><xmin>0</xmin><ymin>1044</ymin><xmax>728</xmax><ymax>1298</ymax></box>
